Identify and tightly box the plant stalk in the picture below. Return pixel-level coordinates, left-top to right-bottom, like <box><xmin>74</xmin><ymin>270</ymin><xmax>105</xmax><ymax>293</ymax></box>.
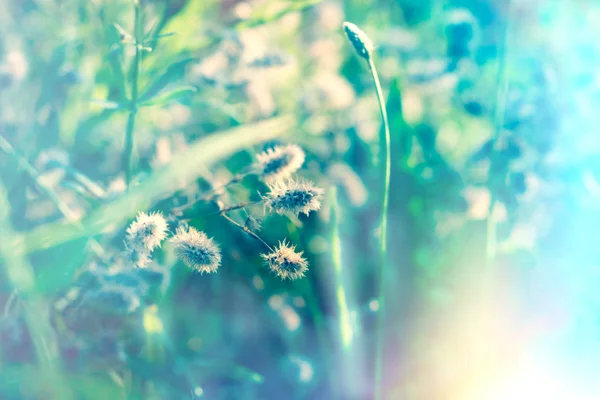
<box><xmin>220</xmin><ymin>212</ymin><xmax>272</xmax><ymax>251</ymax></box>
<box><xmin>368</xmin><ymin>56</ymin><xmax>391</xmax><ymax>400</ymax></box>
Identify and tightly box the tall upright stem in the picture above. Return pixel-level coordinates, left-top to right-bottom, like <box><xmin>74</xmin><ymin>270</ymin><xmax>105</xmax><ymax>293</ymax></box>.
<box><xmin>124</xmin><ymin>2</ymin><xmax>142</xmax><ymax>188</ymax></box>
<box><xmin>368</xmin><ymin>56</ymin><xmax>391</xmax><ymax>400</ymax></box>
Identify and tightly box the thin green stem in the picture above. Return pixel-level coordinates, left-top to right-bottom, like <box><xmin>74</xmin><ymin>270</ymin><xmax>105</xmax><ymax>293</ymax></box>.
<box><xmin>218</xmin><ymin>200</ymin><xmax>262</xmax><ymax>214</ymax></box>
<box><xmin>124</xmin><ymin>3</ymin><xmax>142</xmax><ymax>188</ymax></box>
<box><xmin>172</xmin><ymin>172</ymin><xmax>252</xmax><ymax>214</ymax></box>
<box><xmin>220</xmin><ymin>212</ymin><xmax>273</xmax><ymax>251</ymax></box>
<box><xmin>368</xmin><ymin>59</ymin><xmax>391</xmax><ymax>259</ymax></box>
<box><xmin>368</xmin><ymin>56</ymin><xmax>391</xmax><ymax>400</ymax></box>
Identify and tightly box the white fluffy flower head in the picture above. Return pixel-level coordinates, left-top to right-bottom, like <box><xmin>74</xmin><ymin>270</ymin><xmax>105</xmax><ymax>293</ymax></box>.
<box><xmin>261</xmin><ymin>241</ymin><xmax>308</xmax><ymax>280</ymax></box>
<box><xmin>170</xmin><ymin>226</ymin><xmax>221</xmax><ymax>274</ymax></box>
<box><xmin>255</xmin><ymin>144</ymin><xmax>305</xmax><ymax>184</ymax></box>
<box><xmin>265</xmin><ymin>178</ymin><xmax>324</xmax><ymax>217</ymax></box>
<box><xmin>125</xmin><ymin>211</ymin><xmax>168</xmax><ymax>252</ymax></box>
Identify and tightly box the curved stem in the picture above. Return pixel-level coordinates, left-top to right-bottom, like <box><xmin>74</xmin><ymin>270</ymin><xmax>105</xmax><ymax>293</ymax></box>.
<box><xmin>171</xmin><ymin>172</ymin><xmax>252</xmax><ymax>214</ymax></box>
<box><xmin>218</xmin><ymin>200</ymin><xmax>262</xmax><ymax>214</ymax></box>
<box><xmin>368</xmin><ymin>56</ymin><xmax>391</xmax><ymax>400</ymax></box>
<box><xmin>220</xmin><ymin>212</ymin><xmax>272</xmax><ymax>251</ymax></box>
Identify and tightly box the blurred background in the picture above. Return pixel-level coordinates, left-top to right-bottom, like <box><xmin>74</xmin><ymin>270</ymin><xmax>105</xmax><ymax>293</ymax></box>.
<box><xmin>2</xmin><ymin>0</ymin><xmax>600</xmax><ymax>399</ymax></box>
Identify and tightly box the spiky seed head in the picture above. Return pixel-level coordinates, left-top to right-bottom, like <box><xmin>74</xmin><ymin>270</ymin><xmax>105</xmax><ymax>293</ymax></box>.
<box><xmin>170</xmin><ymin>226</ymin><xmax>221</xmax><ymax>274</ymax></box>
<box><xmin>343</xmin><ymin>22</ymin><xmax>374</xmax><ymax>60</ymax></box>
<box><xmin>125</xmin><ymin>211</ymin><xmax>168</xmax><ymax>252</ymax></box>
<box><xmin>261</xmin><ymin>241</ymin><xmax>309</xmax><ymax>280</ymax></box>
<box><xmin>124</xmin><ymin>245</ymin><xmax>152</xmax><ymax>268</ymax></box>
<box><xmin>255</xmin><ymin>144</ymin><xmax>306</xmax><ymax>184</ymax></box>
<box><xmin>265</xmin><ymin>178</ymin><xmax>324</xmax><ymax>217</ymax></box>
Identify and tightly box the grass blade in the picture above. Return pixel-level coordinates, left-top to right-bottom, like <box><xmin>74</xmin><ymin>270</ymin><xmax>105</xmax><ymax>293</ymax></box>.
<box><xmin>14</xmin><ymin>115</ymin><xmax>296</xmax><ymax>255</ymax></box>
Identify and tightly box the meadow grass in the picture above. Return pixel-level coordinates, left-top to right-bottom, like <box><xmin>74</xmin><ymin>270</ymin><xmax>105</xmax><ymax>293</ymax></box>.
<box><xmin>0</xmin><ymin>0</ymin><xmax>590</xmax><ymax>399</ymax></box>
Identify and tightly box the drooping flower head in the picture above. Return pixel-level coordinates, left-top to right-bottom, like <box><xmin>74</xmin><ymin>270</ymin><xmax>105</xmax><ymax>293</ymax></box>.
<box><xmin>125</xmin><ymin>211</ymin><xmax>168</xmax><ymax>252</ymax></box>
<box><xmin>261</xmin><ymin>241</ymin><xmax>308</xmax><ymax>280</ymax></box>
<box><xmin>265</xmin><ymin>178</ymin><xmax>324</xmax><ymax>217</ymax></box>
<box><xmin>255</xmin><ymin>144</ymin><xmax>305</xmax><ymax>184</ymax></box>
<box><xmin>343</xmin><ymin>22</ymin><xmax>374</xmax><ymax>60</ymax></box>
<box><xmin>170</xmin><ymin>226</ymin><xmax>221</xmax><ymax>274</ymax></box>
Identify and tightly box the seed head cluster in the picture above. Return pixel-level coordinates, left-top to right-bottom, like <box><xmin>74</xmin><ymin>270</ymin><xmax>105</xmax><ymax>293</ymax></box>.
<box><xmin>265</xmin><ymin>179</ymin><xmax>324</xmax><ymax>217</ymax></box>
<box><xmin>343</xmin><ymin>22</ymin><xmax>374</xmax><ymax>60</ymax></box>
<box><xmin>170</xmin><ymin>226</ymin><xmax>222</xmax><ymax>274</ymax></box>
<box><xmin>261</xmin><ymin>241</ymin><xmax>309</xmax><ymax>280</ymax></box>
<box><xmin>117</xmin><ymin>143</ymin><xmax>318</xmax><ymax>281</ymax></box>
<box><xmin>255</xmin><ymin>144</ymin><xmax>305</xmax><ymax>184</ymax></box>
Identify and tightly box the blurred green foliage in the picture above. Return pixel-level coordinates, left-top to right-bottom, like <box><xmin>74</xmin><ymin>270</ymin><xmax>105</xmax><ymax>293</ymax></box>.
<box><xmin>2</xmin><ymin>0</ymin><xmax>600</xmax><ymax>399</ymax></box>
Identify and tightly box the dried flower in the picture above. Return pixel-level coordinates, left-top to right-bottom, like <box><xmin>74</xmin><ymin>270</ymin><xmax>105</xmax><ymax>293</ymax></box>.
<box><xmin>125</xmin><ymin>211</ymin><xmax>168</xmax><ymax>252</ymax></box>
<box><xmin>170</xmin><ymin>226</ymin><xmax>221</xmax><ymax>273</ymax></box>
<box><xmin>265</xmin><ymin>179</ymin><xmax>324</xmax><ymax>216</ymax></box>
<box><xmin>261</xmin><ymin>241</ymin><xmax>308</xmax><ymax>280</ymax></box>
<box><xmin>255</xmin><ymin>144</ymin><xmax>305</xmax><ymax>184</ymax></box>
<box><xmin>343</xmin><ymin>22</ymin><xmax>374</xmax><ymax>60</ymax></box>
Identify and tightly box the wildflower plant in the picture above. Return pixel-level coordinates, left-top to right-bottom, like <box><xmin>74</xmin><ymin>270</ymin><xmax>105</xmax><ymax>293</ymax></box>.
<box><xmin>1</xmin><ymin>0</ymin><xmax>336</xmax><ymax>397</ymax></box>
<box><xmin>264</xmin><ymin>178</ymin><xmax>324</xmax><ymax>217</ymax></box>
<box><xmin>261</xmin><ymin>241</ymin><xmax>309</xmax><ymax>280</ymax></box>
<box><xmin>169</xmin><ymin>225</ymin><xmax>222</xmax><ymax>274</ymax></box>
<box><xmin>123</xmin><ymin>211</ymin><xmax>168</xmax><ymax>268</ymax></box>
<box><xmin>254</xmin><ymin>144</ymin><xmax>306</xmax><ymax>184</ymax></box>
<box><xmin>344</xmin><ymin>20</ymin><xmax>392</xmax><ymax>400</ymax></box>
<box><xmin>125</xmin><ymin>211</ymin><xmax>168</xmax><ymax>253</ymax></box>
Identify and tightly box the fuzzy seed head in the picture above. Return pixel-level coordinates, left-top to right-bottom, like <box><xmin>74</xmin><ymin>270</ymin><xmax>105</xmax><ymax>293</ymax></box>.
<box><xmin>265</xmin><ymin>179</ymin><xmax>324</xmax><ymax>217</ymax></box>
<box><xmin>170</xmin><ymin>226</ymin><xmax>221</xmax><ymax>274</ymax></box>
<box><xmin>125</xmin><ymin>211</ymin><xmax>168</xmax><ymax>252</ymax></box>
<box><xmin>261</xmin><ymin>241</ymin><xmax>308</xmax><ymax>280</ymax></box>
<box><xmin>343</xmin><ymin>22</ymin><xmax>374</xmax><ymax>60</ymax></box>
<box><xmin>255</xmin><ymin>144</ymin><xmax>306</xmax><ymax>184</ymax></box>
